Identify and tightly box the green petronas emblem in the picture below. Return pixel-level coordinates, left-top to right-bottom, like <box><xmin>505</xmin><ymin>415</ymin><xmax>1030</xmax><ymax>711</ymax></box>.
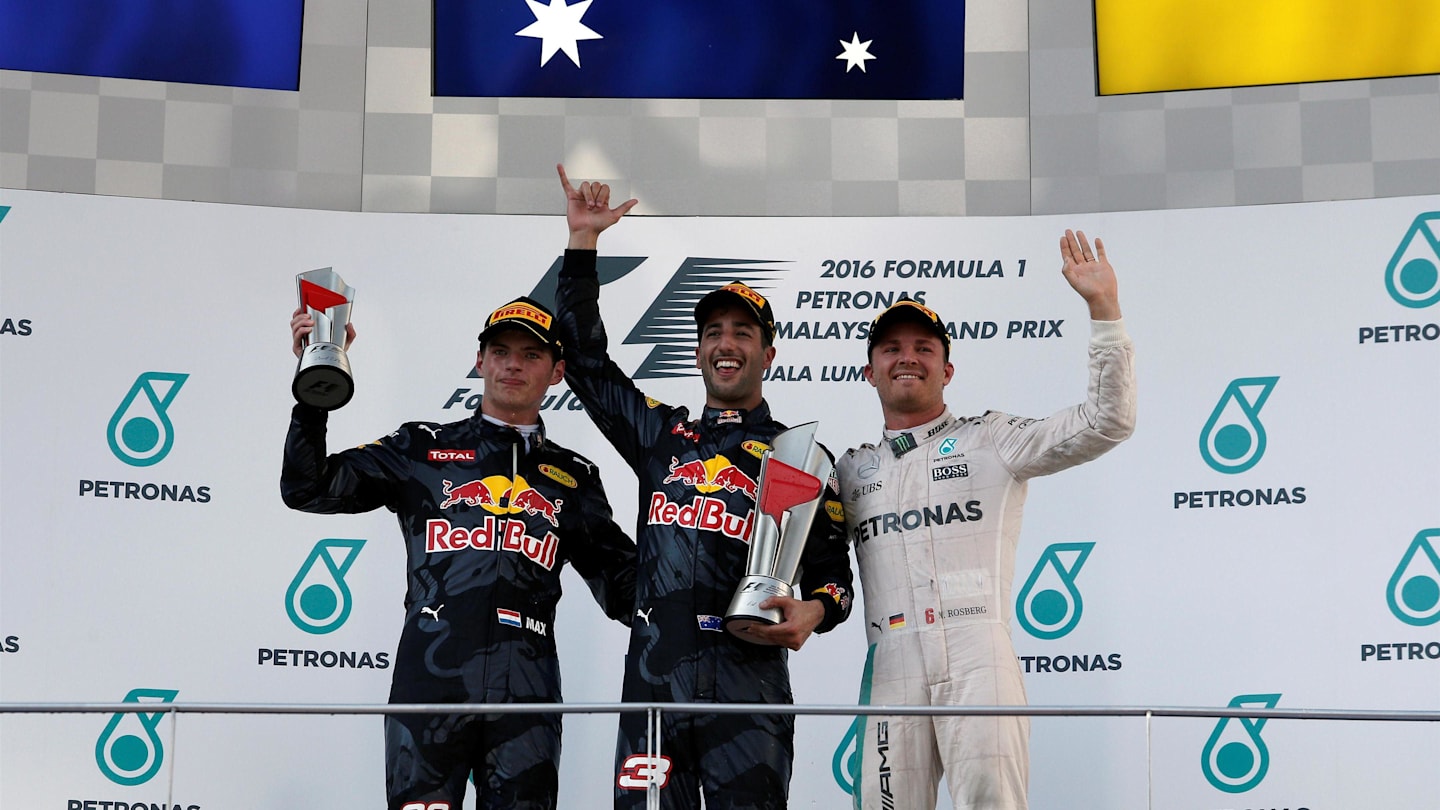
<box><xmin>95</xmin><ymin>688</ymin><xmax>178</xmax><ymax>786</ymax></box>
<box><xmin>1385</xmin><ymin>212</ymin><xmax>1440</xmax><ymax>308</ymax></box>
<box><xmin>1387</xmin><ymin>529</ymin><xmax>1440</xmax><ymax>626</ymax></box>
<box><xmin>1199</xmin><ymin>377</ymin><xmax>1278</xmax><ymax>474</ymax></box>
<box><xmin>1201</xmin><ymin>693</ymin><xmax>1281</xmax><ymax>793</ymax></box>
<box><xmin>286</xmin><ymin>538</ymin><xmax>367</xmax><ymax>634</ymax></box>
<box><xmin>1016</xmin><ymin>542</ymin><xmax>1094</xmax><ymax>640</ymax></box>
<box><xmin>107</xmin><ymin>372</ymin><xmax>188</xmax><ymax>467</ymax></box>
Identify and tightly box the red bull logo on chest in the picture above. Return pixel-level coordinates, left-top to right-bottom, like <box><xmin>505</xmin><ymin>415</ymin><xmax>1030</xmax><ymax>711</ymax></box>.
<box><xmin>439</xmin><ymin>474</ymin><xmax>563</xmax><ymax>526</ymax></box>
<box><xmin>651</xmin><ymin>454</ymin><xmax>758</xmax><ymax>542</ymax></box>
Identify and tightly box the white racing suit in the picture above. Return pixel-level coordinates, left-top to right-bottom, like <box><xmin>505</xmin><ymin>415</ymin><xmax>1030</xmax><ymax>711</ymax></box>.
<box><xmin>836</xmin><ymin>319</ymin><xmax>1136</xmax><ymax>810</ymax></box>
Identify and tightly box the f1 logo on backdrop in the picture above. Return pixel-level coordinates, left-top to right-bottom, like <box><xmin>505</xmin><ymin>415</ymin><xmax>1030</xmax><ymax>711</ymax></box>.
<box><xmin>1200</xmin><ymin>693</ymin><xmax>1281</xmax><ymax>794</ymax></box>
<box><xmin>1387</xmin><ymin>529</ymin><xmax>1440</xmax><ymax>626</ymax></box>
<box><xmin>286</xmin><ymin>539</ymin><xmax>366</xmax><ymax>634</ymax></box>
<box><xmin>95</xmin><ymin>688</ymin><xmax>177</xmax><ymax>785</ymax></box>
<box><xmin>1199</xmin><ymin>377</ymin><xmax>1278</xmax><ymax>474</ymax></box>
<box><xmin>462</xmin><ymin>256</ymin><xmax>786</xmax><ymax>381</ymax></box>
<box><xmin>1016</xmin><ymin>542</ymin><xmax>1094</xmax><ymax>639</ymax></box>
<box><xmin>107</xmin><ymin>372</ymin><xmax>188</xmax><ymax>466</ymax></box>
<box><xmin>1386</xmin><ymin>212</ymin><xmax>1440</xmax><ymax>308</ymax></box>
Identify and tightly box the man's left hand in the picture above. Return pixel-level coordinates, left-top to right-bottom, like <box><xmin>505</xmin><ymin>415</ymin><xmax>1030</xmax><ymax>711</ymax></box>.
<box><xmin>1060</xmin><ymin>229</ymin><xmax>1122</xmax><ymax>321</ymax></box>
<box><xmin>744</xmin><ymin>596</ymin><xmax>825</xmax><ymax>651</ymax></box>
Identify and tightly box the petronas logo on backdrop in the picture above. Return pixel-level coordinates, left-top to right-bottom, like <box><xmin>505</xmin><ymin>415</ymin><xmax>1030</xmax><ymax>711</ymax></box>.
<box><xmin>287</xmin><ymin>539</ymin><xmax>367</xmax><ymax>634</ymax></box>
<box><xmin>1387</xmin><ymin>529</ymin><xmax>1440</xmax><ymax>626</ymax></box>
<box><xmin>1200</xmin><ymin>693</ymin><xmax>1281</xmax><ymax>793</ymax></box>
<box><xmin>95</xmin><ymin>688</ymin><xmax>177</xmax><ymax>786</ymax></box>
<box><xmin>1386</xmin><ymin>212</ymin><xmax>1440</xmax><ymax>308</ymax></box>
<box><xmin>1016</xmin><ymin>542</ymin><xmax>1094</xmax><ymax>639</ymax></box>
<box><xmin>1199</xmin><ymin>377</ymin><xmax>1278</xmax><ymax>474</ymax></box>
<box><xmin>107</xmin><ymin>372</ymin><xmax>188</xmax><ymax>467</ymax></box>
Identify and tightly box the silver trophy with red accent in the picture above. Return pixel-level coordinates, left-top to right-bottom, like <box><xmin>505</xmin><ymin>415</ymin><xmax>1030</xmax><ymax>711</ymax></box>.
<box><xmin>293</xmin><ymin>268</ymin><xmax>356</xmax><ymax>410</ymax></box>
<box><xmin>725</xmin><ymin>422</ymin><xmax>834</xmax><ymax>643</ymax></box>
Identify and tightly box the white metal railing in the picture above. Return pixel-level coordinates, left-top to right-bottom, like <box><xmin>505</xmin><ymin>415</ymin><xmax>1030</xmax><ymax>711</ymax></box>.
<box><xmin>7</xmin><ymin>701</ymin><xmax>1439</xmax><ymax>809</ymax></box>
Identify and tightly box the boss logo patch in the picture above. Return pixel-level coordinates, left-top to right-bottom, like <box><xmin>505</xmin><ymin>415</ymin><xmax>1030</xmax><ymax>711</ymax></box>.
<box><xmin>932</xmin><ymin>463</ymin><xmax>969</xmax><ymax>481</ymax></box>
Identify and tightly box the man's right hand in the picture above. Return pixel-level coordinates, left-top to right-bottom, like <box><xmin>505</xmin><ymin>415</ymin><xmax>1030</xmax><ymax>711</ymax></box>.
<box><xmin>558</xmin><ymin>163</ymin><xmax>637</xmax><ymax>250</ymax></box>
<box><xmin>291</xmin><ymin>306</ymin><xmax>356</xmax><ymax>359</ymax></box>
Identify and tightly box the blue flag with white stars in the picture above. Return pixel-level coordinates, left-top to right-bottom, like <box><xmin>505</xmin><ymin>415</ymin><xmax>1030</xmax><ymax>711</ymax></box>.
<box><xmin>0</xmin><ymin>0</ymin><xmax>304</xmax><ymax>90</ymax></box>
<box><xmin>434</xmin><ymin>0</ymin><xmax>966</xmax><ymax>100</ymax></box>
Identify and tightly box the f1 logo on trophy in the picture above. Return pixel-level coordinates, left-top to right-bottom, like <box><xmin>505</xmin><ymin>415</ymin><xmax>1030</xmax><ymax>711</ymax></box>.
<box><xmin>293</xmin><ymin>268</ymin><xmax>355</xmax><ymax>410</ymax></box>
<box><xmin>725</xmin><ymin>422</ymin><xmax>833</xmax><ymax>642</ymax></box>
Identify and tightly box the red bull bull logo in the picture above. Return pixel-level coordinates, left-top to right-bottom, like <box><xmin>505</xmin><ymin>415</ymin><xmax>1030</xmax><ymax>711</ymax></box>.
<box><xmin>663</xmin><ymin>457</ymin><xmax>711</xmax><ymax>487</ymax></box>
<box><xmin>440</xmin><ymin>478</ymin><xmax>500</xmax><ymax>509</ymax></box>
<box><xmin>661</xmin><ymin>455</ymin><xmax>758</xmax><ymax>497</ymax></box>
<box><xmin>711</xmin><ymin>465</ymin><xmax>758</xmax><ymax>499</ymax></box>
<box><xmin>438</xmin><ymin>474</ymin><xmax>563</xmax><ymax>526</ymax></box>
<box><xmin>512</xmin><ymin>488</ymin><xmax>562</xmax><ymax>527</ymax></box>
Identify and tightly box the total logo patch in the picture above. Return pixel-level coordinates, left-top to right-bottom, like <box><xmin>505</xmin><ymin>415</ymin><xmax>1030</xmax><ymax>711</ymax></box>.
<box><xmin>428</xmin><ymin>448</ymin><xmax>475</xmax><ymax>462</ymax></box>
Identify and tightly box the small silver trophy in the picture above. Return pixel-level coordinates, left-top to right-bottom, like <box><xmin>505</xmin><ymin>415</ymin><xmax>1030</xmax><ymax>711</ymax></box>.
<box><xmin>292</xmin><ymin>268</ymin><xmax>355</xmax><ymax>410</ymax></box>
<box><xmin>725</xmin><ymin>422</ymin><xmax>834</xmax><ymax>642</ymax></box>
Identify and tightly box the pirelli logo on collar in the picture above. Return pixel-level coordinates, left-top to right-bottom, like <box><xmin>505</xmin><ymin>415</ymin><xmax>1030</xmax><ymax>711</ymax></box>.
<box><xmin>490</xmin><ymin>303</ymin><xmax>552</xmax><ymax>330</ymax></box>
<box><xmin>932</xmin><ymin>462</ymin><xmax>969</xmax><ymax>481</ymax></box>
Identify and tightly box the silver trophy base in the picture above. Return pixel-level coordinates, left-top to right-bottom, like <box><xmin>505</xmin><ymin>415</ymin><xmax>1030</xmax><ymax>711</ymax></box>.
<box><xmin>724</xmin><ymin>575</ymin><xmax>792</xmax><ymax>644</ymax></box>
<box><xmin>293</xmin><ymin>342</ymin><xmax>354</xmax><ymax>410</ymax></box>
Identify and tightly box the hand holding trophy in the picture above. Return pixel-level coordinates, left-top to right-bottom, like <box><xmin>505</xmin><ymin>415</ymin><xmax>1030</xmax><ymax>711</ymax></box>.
<box><xmin>724</xmin><ymin>422</ymin><xmax>834</xmax><ymax>643</ymax></box>
<box><xmin>292</xmin><ymin>268</ymin><xmax>355</xmax><ymax>410</ymax></box>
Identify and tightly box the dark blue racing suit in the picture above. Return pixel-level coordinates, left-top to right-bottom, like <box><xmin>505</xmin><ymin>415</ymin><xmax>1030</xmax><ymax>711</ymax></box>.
<box><xmin>555</xmin><ymin>249</ymin><xmax>854</xmax><ymax>810</ymax></box>
<box><xmin>282</xmin><ymin>404</ymin><xmax>635</xmax><ymax>810</ymax></box>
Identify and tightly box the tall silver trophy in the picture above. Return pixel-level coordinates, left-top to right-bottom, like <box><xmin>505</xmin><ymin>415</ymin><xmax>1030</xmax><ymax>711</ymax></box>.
<box><xmin>292</xmin><ymin>268</ymin><xmax>355</xmax><ymax>410</ymax></box>
<box><xmin>725</xmin><ymin>422</ymin><xmax>834</xmax><ymax>642</ymax></box>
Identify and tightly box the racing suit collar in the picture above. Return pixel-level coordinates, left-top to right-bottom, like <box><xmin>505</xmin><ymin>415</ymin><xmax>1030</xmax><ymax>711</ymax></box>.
<box><xmin>882</xmin><ymin>408</ymin><xmax>954</xmax><ymax>457</ymax></box>
<box><xmin>469</xmin><ymin>410</ymin><xmax>547</xmax><ymax>452</ymax></box>
<box><xmin>701</xmin><ymin>400</ymin><xmax>771</xmax><ymax>429</ymax></box>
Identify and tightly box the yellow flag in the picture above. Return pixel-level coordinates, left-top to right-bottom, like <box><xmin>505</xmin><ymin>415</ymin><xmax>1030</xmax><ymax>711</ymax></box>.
<box><xmin>1096</xmin><ymin>0</ymin><xmax>1440</xmax><ymax>95</ymax></box>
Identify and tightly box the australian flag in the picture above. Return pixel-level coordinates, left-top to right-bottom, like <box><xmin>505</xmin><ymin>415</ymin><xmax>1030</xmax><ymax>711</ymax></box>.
<box><xmin>434</xmin><ymin>0</ymin><xmax>966</xmax><ymax>99</ymax></box>
<box><xmin>0</xmin><ymin>0</ymin><xmax>304</xmax><ymax>90</ymax></box>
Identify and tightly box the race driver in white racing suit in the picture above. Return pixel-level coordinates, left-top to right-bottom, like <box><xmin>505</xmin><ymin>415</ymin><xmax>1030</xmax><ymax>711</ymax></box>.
<box><xmin>837</xmin><ymin>230</ymin><xmax>1136</xmax><ymax>810</ymax></box>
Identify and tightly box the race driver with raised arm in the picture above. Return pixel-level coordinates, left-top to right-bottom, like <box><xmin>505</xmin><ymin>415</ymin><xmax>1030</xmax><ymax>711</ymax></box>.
<box><xmin>551</xmin><ymin>164</ymin><xmax>854</xmax><ymax>810</ymax></box>
<box><xmin>839</xmin><ymin>230</ymin><xmax>1136</xmax><ymax>810</ymax></box>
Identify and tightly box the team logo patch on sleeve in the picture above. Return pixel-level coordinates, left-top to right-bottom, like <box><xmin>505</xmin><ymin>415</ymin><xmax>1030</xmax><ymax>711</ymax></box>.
<box><xmin>645</xmin><ymin>397</ymin><xmax>662</xmax><ymax>409</ymax></box>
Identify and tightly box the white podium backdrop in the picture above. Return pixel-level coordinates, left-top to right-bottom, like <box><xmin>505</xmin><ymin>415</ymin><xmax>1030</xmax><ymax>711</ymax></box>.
<box><xmin>1</xmin><ymin>189</ymin><xmax>1438</xmax><ymax>809</ymax></box>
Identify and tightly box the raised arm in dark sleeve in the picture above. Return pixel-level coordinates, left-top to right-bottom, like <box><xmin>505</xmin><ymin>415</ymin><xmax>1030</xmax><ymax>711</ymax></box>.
<box><xmin>281</xmin><ymin>403</ymin><xmax>408</xmax><ymax>514</ymax></box>
<box><xmin>553</xmin><ymin>248</ymin><xmax>672</xmax><ymax>468</ymax></box>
